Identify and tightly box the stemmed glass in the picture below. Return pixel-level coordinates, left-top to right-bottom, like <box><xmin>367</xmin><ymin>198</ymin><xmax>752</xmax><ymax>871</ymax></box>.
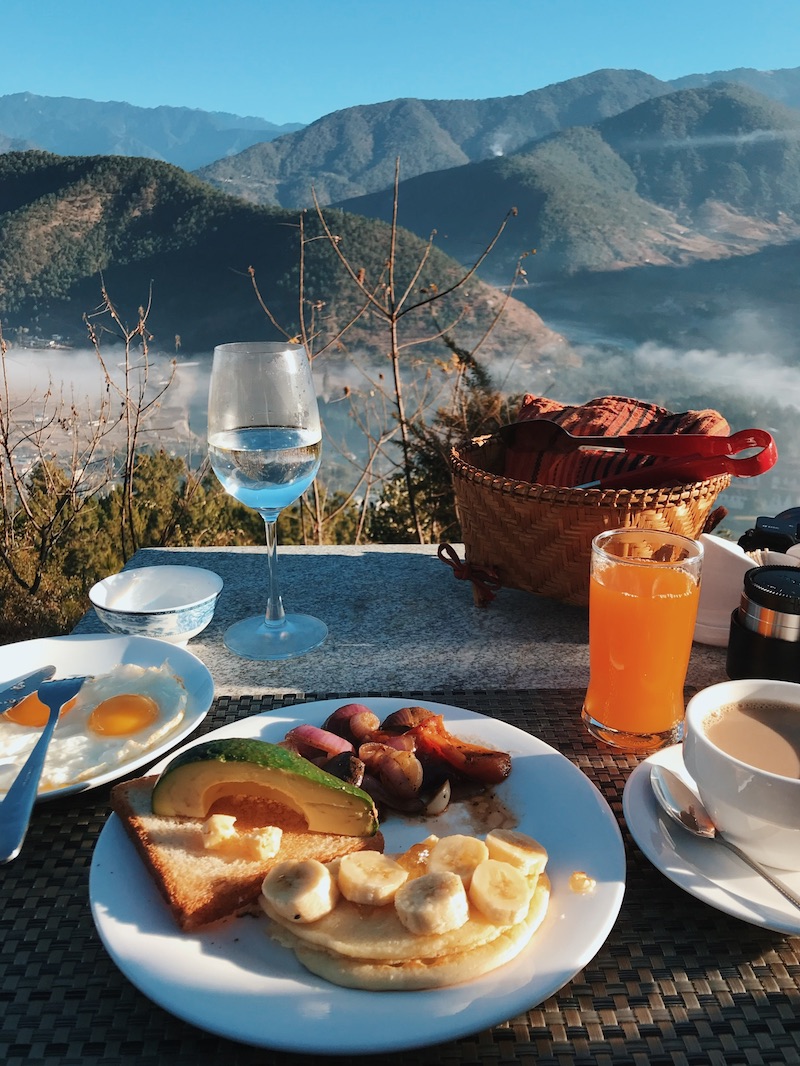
<box><xmin>207</xmin><ymin>341</ymin><xmax>327</xmax><ymax>660</ymax></box>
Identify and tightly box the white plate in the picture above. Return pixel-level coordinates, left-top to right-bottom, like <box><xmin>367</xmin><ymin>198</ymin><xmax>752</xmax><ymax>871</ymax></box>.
<box><xmin>0</xmin><ymin>634</ymin><xmax>214</xmax><ymax>801</ymax></box>
<box><xmin>623</xmin><ymin>745</ymin><xmax>800</xmax><ymax>935</ymax></box>
<box><xmin>90</xmin><ymin>698</ymin><xmax>626</xmax><ymax>1055</ymax></box>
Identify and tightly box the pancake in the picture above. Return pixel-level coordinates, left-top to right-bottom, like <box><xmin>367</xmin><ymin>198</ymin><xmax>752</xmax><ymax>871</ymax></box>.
<box><xmin>263</xmin><ymin>874</ymin><xmax>550</xmax><ymax>990</ymax></box>
<box><xmin>259</xmin><ymin>875</ymin><xmax>526</xmax><ymax>959</ymax></box>
<box><xmin>259</xmin><ymin>830</ymin><xmax>551</xmax><ymax>990</ymax></box>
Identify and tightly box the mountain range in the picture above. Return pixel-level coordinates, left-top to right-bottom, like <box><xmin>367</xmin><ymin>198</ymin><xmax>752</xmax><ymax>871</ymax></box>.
<box><xmin>194</xmin><ymin>68</ymin><xmax>671</xmax><ymax>206</ymax></box>
<box><xmin>334</xmin><ymin>82</ymin><xmax>800</xmax><ymax>278</ymax></box>
<box><xmin>5</xmin><ymin>66</ymin><xmax>800</xmax><ymax>208</ymax></box>
<box><xmin>1</xmin><ymin>66</ymin><xmax>800</xmax><ymax>366</ymax></box>
<box><xmin>193</xmin><ymin>66</ymin><xmax>800</xmax><ymax>210</ymax></box>
<box><xmin>0</xmin><ymin>92</ymin><xmax>303</xmax><ymax>170</ymax></box>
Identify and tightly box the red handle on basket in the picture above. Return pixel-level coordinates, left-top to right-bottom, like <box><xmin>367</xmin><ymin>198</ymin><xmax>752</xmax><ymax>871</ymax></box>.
<box><xmin>575</xmin><ymin>429</ymin><xmax>777</xmax><ymax>489</ymax></box>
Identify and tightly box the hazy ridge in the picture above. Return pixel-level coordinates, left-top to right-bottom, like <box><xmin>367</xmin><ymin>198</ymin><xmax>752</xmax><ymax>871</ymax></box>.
<box><xmin>0</xmin><ymin>91</ymin><xmax>304</xmax><ymax>170</ymax></box>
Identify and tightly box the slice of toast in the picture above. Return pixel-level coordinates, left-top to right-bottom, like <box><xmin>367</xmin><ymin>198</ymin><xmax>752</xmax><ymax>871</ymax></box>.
<box><xmin>110</xmin><ymin>777</ymin><xmax>384</xmax><ymax>931</ymax></box>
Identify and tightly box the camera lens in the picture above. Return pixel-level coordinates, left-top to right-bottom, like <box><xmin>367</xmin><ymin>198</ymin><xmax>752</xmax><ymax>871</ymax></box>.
<box><xmin>739</xmin><ymin>565</ymin><xmax>800</xmax><ymax>641</ymax></box>
<box><xmin>727</xmin><ymin>565</ymin><xmax>800</xmax><ymax>681</ymax></box>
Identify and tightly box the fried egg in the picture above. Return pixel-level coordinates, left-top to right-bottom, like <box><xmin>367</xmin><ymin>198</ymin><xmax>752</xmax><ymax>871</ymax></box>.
<box><xmin>0</xmin><ymin>662</ymin><xmax>188</xmax><ymax>793</ymax></box>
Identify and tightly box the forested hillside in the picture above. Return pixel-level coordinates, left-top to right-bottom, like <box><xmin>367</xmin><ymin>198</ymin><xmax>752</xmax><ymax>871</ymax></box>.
<box><xmin>195</xmin><ymin>69</ymin><xmax>671</xmax><ymax>206</ymax></box>
<box><xmin>0</xmin><ymin>150</ymin><xmax>561</xmax><ymax>355</ymax></box>
<box><xmin>334</xmin><ymin>84</ymin><xmax>800</xmax><ymax>277</ymax></box>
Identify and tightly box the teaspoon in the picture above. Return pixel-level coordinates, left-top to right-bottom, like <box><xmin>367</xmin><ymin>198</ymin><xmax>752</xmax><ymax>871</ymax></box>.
<box><xmin>649</xmin><ymin>764</ymin><xmax>800</xmax><ymax>910</ymax></box>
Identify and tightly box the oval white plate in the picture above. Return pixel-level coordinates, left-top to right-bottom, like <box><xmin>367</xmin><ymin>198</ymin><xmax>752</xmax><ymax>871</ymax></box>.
<box><xmin>0</xmin><ymin>634</ymin><xmax>214</xmax><ymax>801</ymax></box>
<box><xmin>623</xmin><ymin>744</ymin><xmax>800</xmax><ymax>935</ymax></box>
<box><xmin>90</xmin><ymin>698</ymin><xmax>626</xmax><ymax>1055</ymax></box>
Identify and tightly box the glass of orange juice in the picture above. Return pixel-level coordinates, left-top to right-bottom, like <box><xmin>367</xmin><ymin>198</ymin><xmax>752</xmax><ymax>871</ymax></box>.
<box><xmin>582</xmin><ymin>528</ymin><xmax>703</xmax><ymax>752</ymax></box>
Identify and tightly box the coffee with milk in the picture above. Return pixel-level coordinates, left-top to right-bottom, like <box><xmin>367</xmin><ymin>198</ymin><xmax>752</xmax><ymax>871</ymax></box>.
<box><xmin>704</xmin><ymin>699</ymin><xmax>800</xmax><ymax>779</ymax></box>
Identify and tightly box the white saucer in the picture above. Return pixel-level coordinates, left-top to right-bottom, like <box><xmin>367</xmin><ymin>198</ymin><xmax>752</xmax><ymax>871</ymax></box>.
<box><xmin>623</xmin><ymin>745</ymin><xmax>800</xmax><ymax>935</ymax></box>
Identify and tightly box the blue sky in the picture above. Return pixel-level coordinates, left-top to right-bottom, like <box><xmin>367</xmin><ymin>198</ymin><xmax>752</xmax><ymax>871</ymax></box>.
<box><xmin>1</xmin><ymin>0</ymin><xmax>798</xmax><ymax>124</ymax></box>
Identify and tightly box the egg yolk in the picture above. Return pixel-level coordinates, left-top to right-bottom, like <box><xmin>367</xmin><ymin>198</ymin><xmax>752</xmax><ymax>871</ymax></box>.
<box><xmin>5</xmin><ymin>692</ymin><xmax>78</xmax><ymax>727</ymax></box>
<box><xmin>88</xmin><ymin>693</ymin><xmax>160</xmax><ymax>736</ymax></box>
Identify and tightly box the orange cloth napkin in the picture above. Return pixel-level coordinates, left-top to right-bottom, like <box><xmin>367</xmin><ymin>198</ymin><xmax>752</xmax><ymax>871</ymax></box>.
<box><xmin>504</xmin><ymin>395</ymin><xmax>730</xmax><ymax>487</ymax></box>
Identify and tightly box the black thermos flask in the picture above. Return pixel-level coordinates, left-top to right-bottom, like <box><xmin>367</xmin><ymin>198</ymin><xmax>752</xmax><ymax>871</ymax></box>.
<box><xmin>727</xmin><ymin>564</ymin><xmax>800</xmax><ymax>682</ymax></box>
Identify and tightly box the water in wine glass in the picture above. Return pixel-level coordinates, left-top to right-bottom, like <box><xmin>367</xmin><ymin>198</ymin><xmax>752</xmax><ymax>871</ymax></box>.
<box><xmin>208</xmin><ymin>426</ymin><xmax>322</xmax><ymax>516</ymax></box>
<box><xmin>207</xmin><ymin>340</ymin><xmax>327</xmax><ymax>661</ymax></box>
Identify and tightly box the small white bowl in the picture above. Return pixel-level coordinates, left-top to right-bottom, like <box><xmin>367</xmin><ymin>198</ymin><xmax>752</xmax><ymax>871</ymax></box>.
<box><xmin>89</xmin><ymin>565</ymin><xmax>223</xmax><ymax>644</ymax></box>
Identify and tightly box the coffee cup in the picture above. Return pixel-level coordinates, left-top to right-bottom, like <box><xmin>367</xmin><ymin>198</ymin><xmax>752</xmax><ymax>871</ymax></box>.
<box><xmin>683</xmin><ymin>678</ymin><xmax>800</xmax><ymax>870</ymax></box>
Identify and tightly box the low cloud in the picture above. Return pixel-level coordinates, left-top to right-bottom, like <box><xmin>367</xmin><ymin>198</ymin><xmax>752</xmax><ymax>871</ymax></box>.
<box><xmin>1</xmin><ymin>346</ymin><xmax>210</xmax><ymax>438</ymax></box>
<box><xmin>634</xmin><ymin>341</ymin><xmax>800</xmax><ymax>407</ymax></box>
<box><xmin>5</xmin><ymin>333</ymin><xmax>798</xmax><ymax>532</ymax></box>
<box><xmin>624</xmin><ymin>128</ymin><xmax>800</xmax><ymax>151</ymax></box>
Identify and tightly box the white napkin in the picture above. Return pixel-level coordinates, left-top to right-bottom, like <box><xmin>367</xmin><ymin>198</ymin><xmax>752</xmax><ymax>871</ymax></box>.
<box><xmin>694</xmin><ymin>534</ymin><xmax>800</xmax><ymax>646</ymax></box>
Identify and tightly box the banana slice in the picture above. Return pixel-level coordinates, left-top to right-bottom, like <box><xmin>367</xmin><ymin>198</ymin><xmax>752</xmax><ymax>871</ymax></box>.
<box><xmin>394</xmin><ymin>871</ymin><xmax>470</xmax><ymax>935</ymax></box>
<box><xmin>427</xmin><ymin>834</ymin><xmax>489</xmax><ymax>888</ymax></box>
<box><xmin>337</xmin><ymin>851</ymin><xmax>409</xmax><ymax>905</ymax></box>
<box><xmin>261</xmin><ymin>859</ymin><xmax>339</xmax><ymax>923</ymax></box>
<box><xmin>485</xmin><ymin>829</ymin><xmax>548</xmax><ymax>877</ymax></box>
<box><xmin>469</xmin><ymin>859</ymin><xmax>532</xmax><ymax>925</ymax></box>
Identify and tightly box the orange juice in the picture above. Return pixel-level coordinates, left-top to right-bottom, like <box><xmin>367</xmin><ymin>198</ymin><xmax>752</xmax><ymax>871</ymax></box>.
<box><xmin>582</xmin><ymin>530</ymin><xmax>702</xmax><ymax>751</ymax></box>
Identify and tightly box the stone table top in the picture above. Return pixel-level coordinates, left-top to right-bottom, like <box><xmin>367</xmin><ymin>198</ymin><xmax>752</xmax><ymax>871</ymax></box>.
<box><xmin>72</xmin><ymin>544</ymin><xmax>729</xmax><ymax>698</ymax></box>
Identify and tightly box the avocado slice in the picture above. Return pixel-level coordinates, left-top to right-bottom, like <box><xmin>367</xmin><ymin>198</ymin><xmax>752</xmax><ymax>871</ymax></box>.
<box><xmin>151</xmin><ymin>738</ymin><xmax>379</xmax><ymax>837</ymax></box>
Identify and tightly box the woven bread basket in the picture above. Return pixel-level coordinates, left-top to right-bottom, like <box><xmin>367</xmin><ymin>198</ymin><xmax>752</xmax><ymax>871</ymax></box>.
<box><xmin>449</xmin><ymin>434</ymin><xmax>731</xmax><ymax>607</ymax></box>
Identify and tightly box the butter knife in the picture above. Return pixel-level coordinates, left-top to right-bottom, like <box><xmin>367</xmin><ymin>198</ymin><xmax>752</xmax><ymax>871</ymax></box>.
<box><xmin>0</xmin><ymin>666</ymin><xmax>57</xmax><ymax>713</ymax></box>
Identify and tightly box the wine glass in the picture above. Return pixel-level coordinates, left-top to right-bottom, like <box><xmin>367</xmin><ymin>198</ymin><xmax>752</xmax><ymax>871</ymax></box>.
<box><xmin>207</xmin><ymin>341</ymin><xmax>327</xmax><ymax>660</ymax></box>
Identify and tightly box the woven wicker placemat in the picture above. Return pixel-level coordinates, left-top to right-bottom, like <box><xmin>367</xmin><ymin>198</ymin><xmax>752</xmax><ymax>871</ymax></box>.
<box><xmin>2</xmin><ymin>690</ymin><xmax>798</xmax><ymax>1066</ymax></box>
